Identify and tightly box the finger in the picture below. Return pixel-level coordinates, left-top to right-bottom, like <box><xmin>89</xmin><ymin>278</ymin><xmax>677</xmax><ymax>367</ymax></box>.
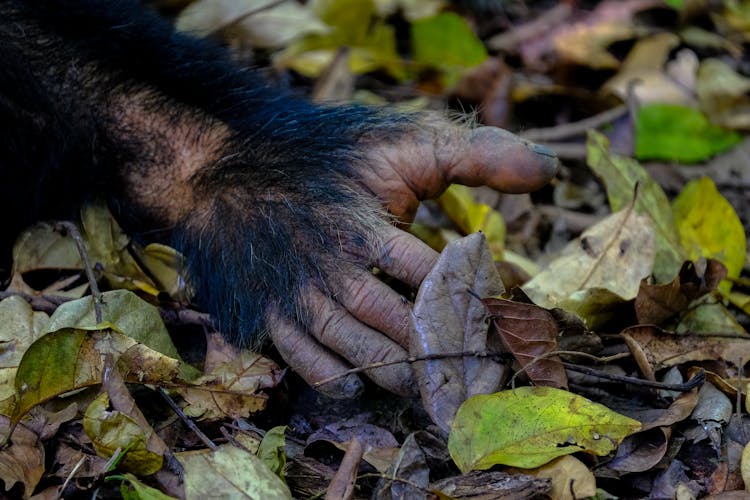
<box><xmin>268</xmin><ymin>309</ymin><xmax>365</xmax><ymax>399</ymax></box>
<box><xmin>447</xmin><ymin>126</ymin><xmax>559</xmax><ymax>194</ymax></box>
<box><xmin>374</xmin><ymin>225</ymin><xmax>439</xmax><ymax>288</ymax></box>
<box><xmin>335</xmin><ymin>265</ymin><xmax>413</xmax><ymax>347</ymax></box>
<box><xmin>359</xmin><ymin>117</ymin><xmax>558</xmax><ymax>219</ymax></box>
<box><xmin>305</xmin><ymin>288</ymin><xmax>418</xmax><ymax>397</ymax></box>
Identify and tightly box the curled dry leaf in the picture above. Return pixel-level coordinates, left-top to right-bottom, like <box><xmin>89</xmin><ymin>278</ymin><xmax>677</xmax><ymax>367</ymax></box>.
<box><xmin>622</xmin><ymin>325</ymin><xmax>750</xmax><ymax>376</ymax></box>
<box><xmin>412</xmin><ymin>233</ymin><xmax>507</xmax><ymax>433</ymax></box>
<box><xmin>635</xmin><ymin>259</ymin><xmax>727</xmax><ymax>325</ymax></box>
<box><xmin>482</xmin><ymin>298</ymin><xmax>567</xmax><ymax>389</ymax></box>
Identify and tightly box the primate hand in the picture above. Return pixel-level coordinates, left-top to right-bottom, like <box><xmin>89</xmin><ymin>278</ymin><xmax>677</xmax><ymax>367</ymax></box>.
<box><xmin>269</xmin><ymin>119</ymin><xmax>558</xmax><ymax>398</ymax></box>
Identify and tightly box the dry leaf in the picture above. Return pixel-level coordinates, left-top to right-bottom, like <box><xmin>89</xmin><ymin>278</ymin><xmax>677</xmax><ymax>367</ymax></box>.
<box><xmin>412</xmin><ymin>233</ymin><xmax>507</xmax><ymax>433</ymax></box>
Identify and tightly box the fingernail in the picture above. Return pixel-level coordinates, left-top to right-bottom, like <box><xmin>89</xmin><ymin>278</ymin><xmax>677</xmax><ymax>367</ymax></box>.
<box><xmin>529</xmin><ymin>142</ymin><xmax>557</xmax><ymax>159</ymax></box>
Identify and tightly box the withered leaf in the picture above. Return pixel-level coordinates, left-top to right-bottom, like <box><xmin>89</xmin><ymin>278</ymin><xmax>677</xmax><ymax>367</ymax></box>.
<box><xmin>636</xmin><ymin>259</ymin><xmax>726</xmax><ymax>325</ymax></box>
<box><xmin>482</xmin><ymin>298</ymin><xmax>568</xmax><ymax>389</ymax></box>
<box><xmin>412</xmin><ymin>233</ymin><xmax>507</xmax><ymax>433</ymax></box>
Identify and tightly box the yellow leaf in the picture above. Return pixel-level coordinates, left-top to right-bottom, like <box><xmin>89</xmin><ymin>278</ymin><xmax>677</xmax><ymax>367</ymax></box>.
<box><xmin>672</xmin><ymin>177</ymin><xmax>746</xmax><ymax>290</ymax></box>
<box><xmin>448</xmin><ymin>387</ymin><xmax>641</xmax><ymax>472</ymax></box>
<box><xmin>741</xmin><ymin>439</ymin><xmax>750</xmax><ymax>490</ymax></box>
<box><xmin>84</xmin><ymin>393</ymin><xmax>163</xmax><ymax>475</ymax></box>
<box><xmin>437</xmin><ymin>185</ymin><xmax>505</xmax><ymax>260</ymax></box>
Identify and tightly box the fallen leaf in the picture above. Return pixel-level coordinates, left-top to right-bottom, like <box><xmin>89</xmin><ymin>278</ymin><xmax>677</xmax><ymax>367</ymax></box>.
<box><xmin>437</xmin><ymin>184</ymin><xmax>505</xmax><ymax>260</ymax></box>
<box><xmin>448</xmin><ymin>387</ymin><xmax>641</xmax><ymax>471</ymax></box>
<box><xmin>522</xmin><ymin>206</ymin><xmax>656</xmax><ymax>328</ymax></box>
<box><xmin>176</xmin><ymin>0</ymin><xmax>328</xmax><ymax>49</ymax></box>
<box><xmin>608</xmin><ymin>427</ymin><xmax>669</xmax><ymax>473</ymax></box>
<box><xmin>672</xmin><ymin>177</ymin><xmax>746</xmax><ymax>288</ymax></box>
<box><xmin>519</xmin><ymin>455</ymin><xmax>597</xmax><ymax>500</ymax></box>
<box><xmin>622</xmin><ymin>325</ymin><xmax>750</xmax><ymax>375</ymax></box>
<box><xmin>482</xmin><ymin>298</ymin><xmax>567</xmax><ymax>388</ymax></box>
<box><xmin>177</xmin><ymin>444</ymin><xmax>292</xmax><ymax>499</ymax></box>
<box><xmin>635</xmin><ymin>104</ymin><xmax>743</xmax><ymax>162</ymax></box>
<box><xmin>411</xmin><ymin>12</ymin><xmax>488</xmax><ymax>87</ymax></box>
<box><xmin>697</xmin><ymin>58</ymin><xmax>750</xmax><ymax>130</ymax></box>
<box><xmin>587</xmin><ymin>130</ymin><xmax>684</xmax><ymax>281</ymax></box>
<box><xmin>635</xmin><ymin>260</ymin><xmax>727</xmax><ymax>325</ymax></box>
<box><xmin>373</xmin><ymin>433</ymin><xmax>429</xmax><ymax>499</ymax></box>
<box><xmin>83</xmin><ymin>391</ymin><xmax>164</xmax><ymax>475</ymax></box>
<box><xmin>604</xmin><ymin>32</ymin><xmax>691</xmax><ymax>105</ymax></box>
<box><xmin>0</xmin><ymin>417</ymin><xmax>44</xmax><ymax>498</ymax></box>
<box><xmin>412</xmin><ymin>233</ymin><xmax>507</xmax><ymax>433</ymax></box>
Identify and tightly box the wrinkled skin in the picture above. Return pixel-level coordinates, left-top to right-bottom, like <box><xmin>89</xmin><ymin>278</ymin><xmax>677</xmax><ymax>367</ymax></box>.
<box><xmin>270</xmin><ymin>121</ymin><xmax>558</xmax><ymax>398</ymax></box>
<box><xmin>0</xmin><ymin>0</ymin><xmax>557</xmax><ymax>399</ymax></box>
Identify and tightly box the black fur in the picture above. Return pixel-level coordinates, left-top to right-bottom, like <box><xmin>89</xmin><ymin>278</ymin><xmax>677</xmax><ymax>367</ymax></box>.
<box><xmin>0</xmin><ymin>0</ymin><xmax>404</xmax><ymax>343</ymax></box>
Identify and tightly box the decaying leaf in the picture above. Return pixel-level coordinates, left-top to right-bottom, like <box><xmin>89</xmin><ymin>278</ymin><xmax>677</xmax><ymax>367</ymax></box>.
<box><xmin>177</xmin><ymin>444</ymin><xmax>292</xmax><ymax>499</ymax></box>
<box><xmin>0</xmin><ymin>417</ymin><xmax>44</xmax><ymax>498</ymax></box>
<box><xmin>412</xmin><ymin>233</ymin><xmax>507</xmax><ymax>433</ymax></box>
<box><xmin>177</xmin><ymin>351</ymin><xmax>280</xmax><ymax>420</ymax></box>
<box><xmin>522</xmin><ymin>206</ymin><xmax>656</xmax><ymax>327</ymax></box>
<box><xmin>622</xmin><ymin>325</ymin><xmax>750</xmax><ymax>376</ymax></box>
<box><xmin>482</xmin><ymin>298</ymin><xmax>567</xmax><ymax>389</ymax></box>
<box><xmin>83</xmin><ymin>392</ymin><xmax>164</xmax><ymax>475</ymax></box>
<box><xmin>587</xmin><ymin>130</ymin><xmax>684</xmax><ymax>282</ymax></box>
<box><xmin>448</xmin><ymin>387</ymin><xmax>641</xmax><ymax>471</ymax></box>
<box><xmin>635</xmin><ymin>259</ymin><xmax>726</xmax><ymax>325</ymax></box>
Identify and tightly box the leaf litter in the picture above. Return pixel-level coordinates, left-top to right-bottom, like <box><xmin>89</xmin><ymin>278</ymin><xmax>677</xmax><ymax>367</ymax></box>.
<box><xmin>4</xmin><ymin>1</ymin><xmax>750</xmax><ymax>498</ymax></box>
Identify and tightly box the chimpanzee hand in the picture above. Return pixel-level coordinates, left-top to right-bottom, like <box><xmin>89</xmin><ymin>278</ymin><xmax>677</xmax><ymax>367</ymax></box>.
<box><xmin>268</xmin><ymin>118</ymin><xmax>558</xmax><ymax>398</ymax></box>
<box><xmin>0</xmin><ymin>0</ymin><xmax>556</xmax><ymax>398</ymax></box>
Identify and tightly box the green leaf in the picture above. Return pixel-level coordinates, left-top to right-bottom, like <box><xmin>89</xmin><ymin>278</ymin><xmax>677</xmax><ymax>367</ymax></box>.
<box><xmin>258</xmin><ymin>426</ymin><xmax>287</xmax><ymax>480</ymax></box>
<box><xmin>411</xmin><ymin>12</ymin><xmax>487</xmax><ymax>87</ymax></box>
<box><xmin>672</xmin><ymin>177</ymin><xmax>746</xmax><ymax>289</ymax></box>
<box><xmin>448</xmin><ymin>387</ymin><xmax>641</xmax><ymax>472</ymax></box>
<box><xmin>586</xmin><ymin>130</ymin><xmax>685</xmax><ymax>282</ymax></box>
<box><xmin>635</xmin><ymin>104</ymin><xmax>742</xmax><ymax>162</ymax></box>
<box><xmin>116</xmin><ymin>473</ymin><xmax>178</xmax><ymax>500</ymax></box>
<box><xmin>664</xmin><ymin>0</ymin><xmax>684</xmax><ymax>8</ymax></box>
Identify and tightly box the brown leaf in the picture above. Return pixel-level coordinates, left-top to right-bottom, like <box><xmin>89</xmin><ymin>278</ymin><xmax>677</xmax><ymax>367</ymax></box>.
<box><xmin>0</xmin><ymin>417</ymin><xmax>44</xmax><ymax>498</ymax></box>
<box><xmin>411</xmin><ymin>233</ymin><xmax>507</xmax><ymax>433</ymax></box>
<box><xmin>622</xmin><ymin>325</ymin><xmax>750</xmax><ymax>374</ymax></box>
<box><xmin>636</xmin><ymin>260</ymin><xmax>727</xmax><ymax>325</ymax></box>
<box><xmin>608</xmin><ymin>428</ymin><xmax>669</xmax><ymax>473</ymax></box>
<box><xmin>483</xmin><ymin>298</ymin><xmax>568</xmax><ymax>389</ymax></box>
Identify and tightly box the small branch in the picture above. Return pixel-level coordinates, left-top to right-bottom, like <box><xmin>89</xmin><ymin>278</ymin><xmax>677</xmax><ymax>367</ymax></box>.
<box><xmin>312</xmin><ymin>351</ymin><xmax>511</xmax><ymax>388</ymax></box>
<box><xmin>0</xmin><ymin>291</ymin><xmax>72</xmax><ymax>314</ymax></box>
<box><xmin>157</xmin><ymin>387</ymin><xmax>217</xmax><ymax>451</ymax></box>
<box><xmin>520</xmin><ymin>105</ymin><xmax>628</xmax><ymax>143</ymax></box>
<box><xmin>55</xmin><ymin>221</ymin><xmax>103</xmax><ymax>323</ymax></box>
<box><xmin>563</xmin><ymin>363</ymin><xmax>705</xmax><ymax>391</ymax></box>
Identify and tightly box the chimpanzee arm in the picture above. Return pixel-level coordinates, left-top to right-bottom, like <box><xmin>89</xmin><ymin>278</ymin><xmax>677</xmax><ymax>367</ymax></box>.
<box><xmin>0</xmin><ymin>0</ymin><xmax>557</xmax><ymax>397</ymax></box>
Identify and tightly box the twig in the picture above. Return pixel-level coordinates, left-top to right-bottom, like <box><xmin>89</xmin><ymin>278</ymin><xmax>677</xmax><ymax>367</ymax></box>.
<box><xmin>520</xmin><ymin>105</ymin><xmax>628</xmax><ymax>142</ymax></box>
<box><xmin>157</xmin><ymin>387</ymin><xmax>217</xmax><ymax>451</ymax></box>
<box><xmin>563</xmin><ymin>363</ymin><xmax>705</xmax><ymax>391</ymax></box>
<box><xmin>311</xmin><ymin>350</ymin><xmax>510</xmax><ymax>388</ymax></box>
<box><xmin>55</xmin><ymin>221</ymin><xmax>103</xmax><ymax>323</ymax></box>
<box><xmin>0</xmin><ymin>291</ymin><xmax>72</xmax><ymax>313</ymax></box>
